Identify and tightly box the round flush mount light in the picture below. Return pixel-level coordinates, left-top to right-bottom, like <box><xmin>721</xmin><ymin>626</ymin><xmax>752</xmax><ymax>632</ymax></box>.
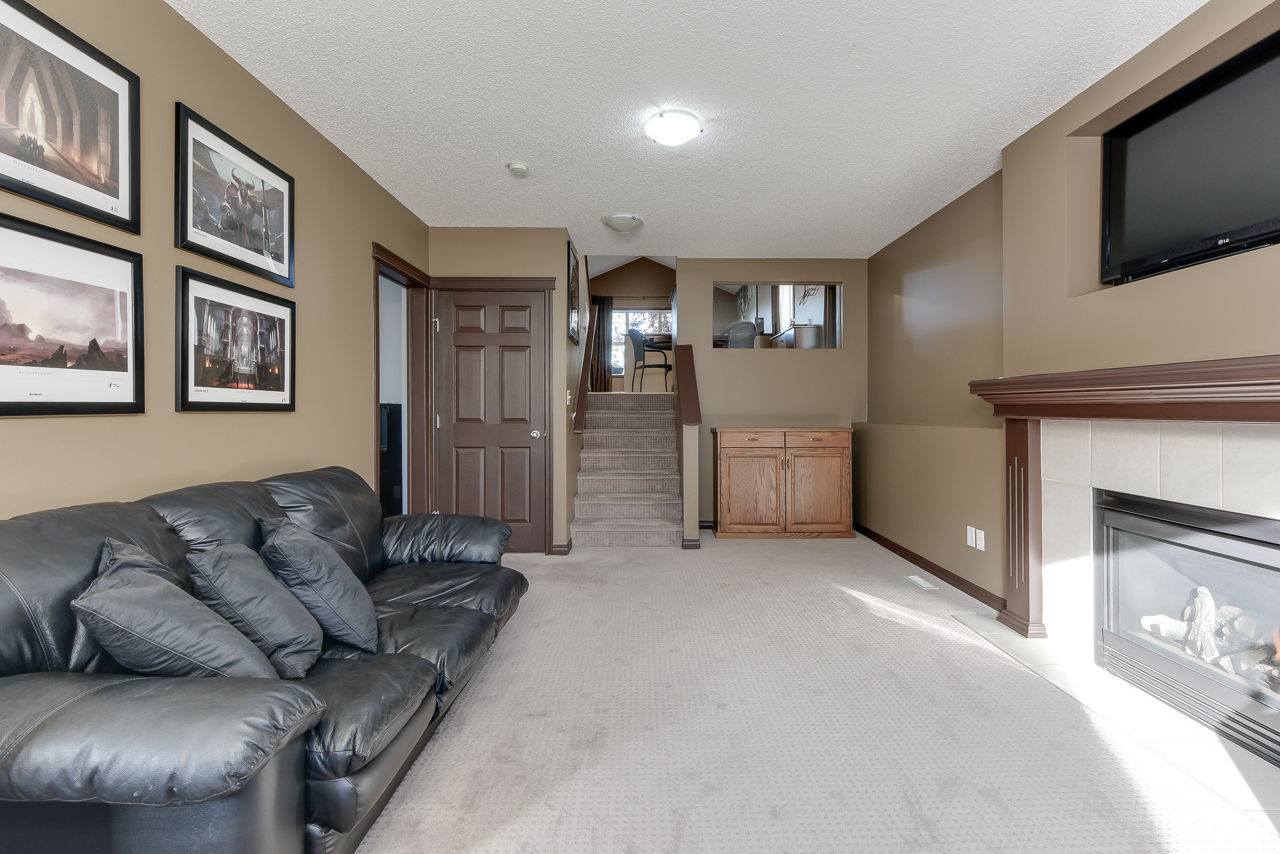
<box><xmin>643</xmin><ymin>110</ymin><xmax>702</xmax><ymax>146</ymax></box>
<box><xmin>506</xmin><ymin>161</ymin><xmax>529</xmax><ymax>178</ymax></box>
<box><xmin>602</xmin><ymin>214</ymin><xmax>644</xmax><ymax>233</ymax></box>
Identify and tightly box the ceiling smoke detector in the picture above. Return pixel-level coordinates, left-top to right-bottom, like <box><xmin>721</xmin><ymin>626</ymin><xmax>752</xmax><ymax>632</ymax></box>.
<box><xmin>506</xmin><ymin>161</ymin><xmax>529</xmax><ymax>178</ymax></box>
<box><xmin>643</xmin><ymin>110</ymin><xmax>702</xmax><ymax>146</ymax></box>
<box><xmin>602</xmin><ymin>214</ymin><xmax>644</xmax><ymax>233</ymax></box>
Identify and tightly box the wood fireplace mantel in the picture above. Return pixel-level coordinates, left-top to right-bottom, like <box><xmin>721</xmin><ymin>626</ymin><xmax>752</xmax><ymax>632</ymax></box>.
<box><xmin>969</xmin><ymin>353</ymin><xmax>1280</xmax><ymax>638</ymax></box>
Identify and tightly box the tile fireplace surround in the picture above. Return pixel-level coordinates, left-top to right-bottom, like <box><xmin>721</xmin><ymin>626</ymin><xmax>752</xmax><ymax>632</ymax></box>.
<box><xmin>971</xmin><ymin>354</ymin><xmax>1280</xmax><ymax>643</ymax></box>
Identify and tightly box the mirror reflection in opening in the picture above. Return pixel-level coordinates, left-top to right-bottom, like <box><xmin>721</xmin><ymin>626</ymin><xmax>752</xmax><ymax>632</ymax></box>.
<box><xmin>711</xmin><ymin>283</ymin><xmax>841</xmax><ymax>349</ymax></box>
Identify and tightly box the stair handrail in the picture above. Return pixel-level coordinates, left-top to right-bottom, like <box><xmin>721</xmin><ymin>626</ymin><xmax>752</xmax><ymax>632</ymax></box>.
<box><xmin>572</xmin><ymin>305</ymin><xmax>601</xmax><ymax>435</ymax></box>
<box><xmin>673</xmin><ymin>344</ymin><xmax>701</xmax><ymax>426</ymax></box>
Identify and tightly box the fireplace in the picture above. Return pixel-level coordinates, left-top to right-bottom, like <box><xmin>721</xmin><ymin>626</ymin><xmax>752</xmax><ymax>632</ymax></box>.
<box><xmin>1097</xmin><ymin>490</ymin><xmax>1280</xmax><ymax>765</ymax></box>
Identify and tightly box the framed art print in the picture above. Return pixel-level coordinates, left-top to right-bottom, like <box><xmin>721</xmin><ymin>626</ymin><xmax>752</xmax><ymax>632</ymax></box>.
<box><xmin>0</xmin><ymin>0</ymin><xmax>141</xmax><ymax>233</ymax></box>
<box><xmin>0</xmin><ymin>212</ymin><xmax>143</xmax><ymax>415</ymax></box>
<box><xmin>177</xmin><ymin>267</ymin><xmax>294</xmax><ymax>412</ymax></box>
<box><xmin>567</xmin><ymin>239</ymin><xmax>579</xmax><ymax>344</ymax></box>
<box><xmin>176</xmin><ymin>104</ymin><xmax>295</xmax><ymax>287</ymax></box>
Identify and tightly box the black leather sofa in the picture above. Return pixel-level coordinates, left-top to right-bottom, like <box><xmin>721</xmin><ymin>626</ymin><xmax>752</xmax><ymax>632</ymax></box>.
<box><xmin>0</xmin><ymin>466</ymin><xmax>528</xmax><ymax>854</ymax></box>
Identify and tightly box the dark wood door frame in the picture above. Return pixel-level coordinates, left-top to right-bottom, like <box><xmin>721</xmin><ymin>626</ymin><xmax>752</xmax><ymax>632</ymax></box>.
<box><xmin>373</xmin><ymin>244</ymin><xmax>431</xmax><ymax>514</ymax></box>
<box><xmin>372</xmin><ymin>243</ymin><xmax>557</xmax><ymax>549</ymax></box>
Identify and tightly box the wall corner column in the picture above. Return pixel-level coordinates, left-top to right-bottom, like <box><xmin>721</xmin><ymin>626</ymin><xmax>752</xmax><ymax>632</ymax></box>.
<box><xmin>998</xmin><ymin>417</ymin><xmax>1047</xmax><ymax>638</ymax></box>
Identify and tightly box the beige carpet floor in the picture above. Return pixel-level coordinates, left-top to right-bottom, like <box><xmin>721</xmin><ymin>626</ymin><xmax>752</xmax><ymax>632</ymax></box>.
<box><xmin>356</xmin><ymin>535</ymin><xmax>1280</xmax><ymax>854</ymax></box>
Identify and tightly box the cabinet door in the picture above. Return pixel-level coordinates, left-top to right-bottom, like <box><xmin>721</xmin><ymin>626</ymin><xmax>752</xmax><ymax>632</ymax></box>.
<box><xmin>785</xmin><ymin>448</ymin><xmax>851</xmax><ymax>532</ymax></box>
<box><xmin>719</xmin><ymin>448</ymin><xmax>786</xmax><ymax>533</ymax></box>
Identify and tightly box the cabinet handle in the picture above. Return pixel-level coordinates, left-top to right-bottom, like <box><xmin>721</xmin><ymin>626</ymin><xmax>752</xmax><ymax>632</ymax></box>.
<box><xmin>747</xmin><ymin>437</ymin><xmax>759</xmax><ymax>441</ymax></box>
<box><xmin>810</xmin><ymin>438</ymin><xmax>823</xmax><ymax>441</ymax></box>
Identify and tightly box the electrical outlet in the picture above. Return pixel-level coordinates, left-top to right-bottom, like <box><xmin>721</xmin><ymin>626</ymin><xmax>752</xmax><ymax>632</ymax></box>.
<box><xmin>966</xmin><ymin>526</ymin><xmax>976</xmax><ymax>547</ymax></box>
<box><xmin>567</xmin><ymin>390</ymin><xmax>572</xmax><ymax>407</ymax></box>
<box><xmin>975</xmin><ymin>529</ymin><xmax>985</xmax><ymax>551</ymax></box>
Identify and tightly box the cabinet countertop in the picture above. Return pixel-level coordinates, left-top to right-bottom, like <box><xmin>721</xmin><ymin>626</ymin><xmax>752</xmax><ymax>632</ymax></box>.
<box><xmin>711</xmin><ymin>427</ymin><xmax>856</xmax><ymax>432</ymax></box>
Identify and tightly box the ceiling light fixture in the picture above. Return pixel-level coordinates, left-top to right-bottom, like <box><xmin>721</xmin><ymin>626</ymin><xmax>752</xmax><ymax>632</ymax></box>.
<box><xmin>643</xmin><ymin>110</ymin><xmax>702</xmax><ymax>146</ymax></box>
<box><xmin>602</xmin><ymin>214</ymin><xmax>644</xmax><ymax>233</ymax></box>
<box><xmin>506</xmin><ymin>161</ymin><xmax>529</xmax><ymax>178</ymax></box>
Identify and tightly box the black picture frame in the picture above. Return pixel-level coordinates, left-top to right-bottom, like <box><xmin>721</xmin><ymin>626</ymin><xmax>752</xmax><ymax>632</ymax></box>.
<box><xmin>0</xmin><ymin>0</ymin><xmax>141</xmax><ymax>233</ymax></box>
<box><xmin>176</xmin><ymin>104</ymin><xmax>295</xmax><ymax>288</ymax></box>
<box><xmin>567</xmin><ymin>239</ymin><xmax>580</xmax><ymax>344</ymax></box>
<box><xmin>176</xmin><ymin>266</ymin><xmax>295</xmax><ymax>412</ymax></box>
<box><xmin>0</xmin><ymin>212</ymin><xmax>143</xmax><ymax>415</ymax></box>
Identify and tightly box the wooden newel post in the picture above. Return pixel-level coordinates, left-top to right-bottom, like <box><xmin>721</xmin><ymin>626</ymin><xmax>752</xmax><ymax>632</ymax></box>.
<box><xmin>999</xmin><ymin>418</ymin><xmax>1047</xmax><ymax>638</ymax></box>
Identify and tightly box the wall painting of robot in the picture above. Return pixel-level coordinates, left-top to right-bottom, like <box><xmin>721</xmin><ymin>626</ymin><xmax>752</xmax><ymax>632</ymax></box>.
<box><xmin>176</xmin><ymin>104</ymin><xmax>294</xmax><ymax>288</ymax></box>
<box><xmin>177</xmin><ymin>266</ymin><xmax>294</xmax><ymax>412</ymax></box>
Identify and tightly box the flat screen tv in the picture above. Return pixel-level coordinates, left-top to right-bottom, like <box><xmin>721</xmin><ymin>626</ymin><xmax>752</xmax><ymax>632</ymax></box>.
<box><xmin>1103</xmin><ymin>33</ymin><xmax>1280</xmax><ymax>284</ymax></box>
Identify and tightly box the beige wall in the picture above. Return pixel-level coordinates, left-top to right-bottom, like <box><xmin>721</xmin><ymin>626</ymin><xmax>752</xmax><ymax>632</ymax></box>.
<box><xmin>856</xmin><ymin>423</ymin><xmax>1005</xmax><ymax>596</ymax></box>
<box><xmin>868</xmin><ymin>174</ymin><xmax>1004</xmax><ymax>429</ymax></box>
<box><xmin>1003</xmin><ymin>0</ymin><xmax>1280</xmax><ymax>377</ymax></box>
<box><xmin>860</xmin><ymin>175</ymin><xmax>1005</xmax><ymax>595</ymax></box>
<box><xmin>1</xmin><ymin>0</ymin><xmax>431</xmax><ymax>520</ymax></box>
<box><xmin>675</xmin><ymin>258</ymin><xmax>868</xmax><ymax>521</ymax></box>
<box><xmin>427</xmin><ymin>227</ymin><xmax>585</xmax><ymax>549</ymax></box>
<box><xmin>589</xmin><ymin>257</ymin><xmax>674</xmax><ymax>309</ymax></box>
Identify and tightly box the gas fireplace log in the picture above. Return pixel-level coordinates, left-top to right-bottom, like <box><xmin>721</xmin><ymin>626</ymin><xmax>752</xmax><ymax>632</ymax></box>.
<box><xmin>1217</xmin><ymin>645</ymin><xmax>1276</xmax><ymax>675</ymax></box>
<box><xmin>1140</xmin><ymin>614</ymin><xmax>1190</xmax><ymax>641</ymax></box>
<box><xmin>1186</xmin><ymin>587</ymin><xmax>1221</xmax><ymax>662</ymax></box>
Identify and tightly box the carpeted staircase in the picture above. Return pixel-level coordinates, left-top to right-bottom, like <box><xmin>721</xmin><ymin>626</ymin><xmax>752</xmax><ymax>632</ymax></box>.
<box><xmin>570</xmin><ymin>392</ymin><xmax>683</xmax><ymax>547</ymax></box>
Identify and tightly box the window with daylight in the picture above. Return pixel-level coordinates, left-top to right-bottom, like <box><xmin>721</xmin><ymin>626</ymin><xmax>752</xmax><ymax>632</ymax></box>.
<box><xmin>611</xmin><ymin>309</ymin><xmax>672</xmax><ymax>374</ymax></box>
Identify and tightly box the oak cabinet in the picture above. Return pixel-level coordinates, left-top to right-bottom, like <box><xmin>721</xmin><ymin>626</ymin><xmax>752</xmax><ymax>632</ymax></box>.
<box><xmin>713</xmin><ymin>428</ymin><xmax>855</xmax><ymax>538</ymax></box>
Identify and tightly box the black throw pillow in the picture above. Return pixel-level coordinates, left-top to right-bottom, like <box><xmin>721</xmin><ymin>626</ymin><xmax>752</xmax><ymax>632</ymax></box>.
<box><xmin>258</xmin><ymin>518</ymin><xmax>378</xmax><ymax>652</ymax></box>
<box><xmin>186</xmin><ymin>544</ymin><xmax>324</xmax><ymax>678</ymax></box>
<box><xmin>71</xmin><ymin>538</ymin><xmax>278</xmax><ymax>679</ymax></box>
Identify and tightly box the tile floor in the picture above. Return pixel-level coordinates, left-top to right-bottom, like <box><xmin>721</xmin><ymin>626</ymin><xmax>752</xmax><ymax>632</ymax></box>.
<box><xmin>954</xmin><ymin>612</ymin><xmax>1280</xmax><ymax>836</ymax></box>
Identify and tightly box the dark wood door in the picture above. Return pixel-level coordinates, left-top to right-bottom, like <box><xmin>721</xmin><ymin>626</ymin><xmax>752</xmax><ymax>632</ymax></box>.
<box><xmin>718</xmin><ymin>447</ymin><xmax>786</xmax><ymax>533</ymax></box>
<box><xmin>785</xmin><ymin>448</ymin><xmax>852</xmax><ymax>532</ymax></box>
<box><xmin>434</xmin><ymin>290</ymin><xmax>548</xmax><ymax>552</ymax></box>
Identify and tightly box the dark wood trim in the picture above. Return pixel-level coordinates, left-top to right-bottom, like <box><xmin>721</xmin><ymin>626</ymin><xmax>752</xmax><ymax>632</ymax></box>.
<box><xmin>406</xmin><ymin>288</ymin><xmax>430</xmax><ymax>513</ymax></box>
<box><xmin>549</xmin><ymin>541</ymin><xmax>572</xmax><ymax>556</ymax></box>
<box><xmin>373</xmin><ymin>244</ymin><xmax>431</xmax><ymax>514</ymax></box>
<box><xmin>673</xmin><ymin>345</ymin><xmax>702</xmax><ymax>426</ymax></box>
<box><xmin>373</xmin><ymin>242</ymin><xmax>430</xmax><ymax>289</ymax></box>
<box><xmin>572</xmin><ymin>306</ymin><xmax>600</xmax><ymax>435</ymax></box>
<box><xmin>682</xmin><ymin>537</ymin><xmax>701</xmax><ymax>550</ymax></box>
<box><xmin>1000</xmin><ymin>419</ymin><xmax>1047</xmax><ymax>638</ymax></box>
<box><xmin>970</xmin><ymin>353</ymin><xmax>1280</xmax><ymax>421</ymax></box>
<box><xmin>430</xmin><ymin>277</ymin><xmax>556</xmax><ymax>291</ymax></box>
<box><xmin>544</xmin><ymin>290</ymin><xmax>555</xmax><ymax>555</ymax></box>
<box><xmin>854</xmin><ymin>524</ymin><xmax>1007</xmax><ymax>613</ymax></box>
<box><xmin>699</xmin><ymin>520</ymin><xmax>714</xmax><ymax>529</ymax></box>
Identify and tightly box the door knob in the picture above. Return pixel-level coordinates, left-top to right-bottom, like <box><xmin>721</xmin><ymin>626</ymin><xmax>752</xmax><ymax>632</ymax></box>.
<box><xmin>530</xmin><ymin>430</ymin><xmax>541</xmax><ymax>439</ymax></box>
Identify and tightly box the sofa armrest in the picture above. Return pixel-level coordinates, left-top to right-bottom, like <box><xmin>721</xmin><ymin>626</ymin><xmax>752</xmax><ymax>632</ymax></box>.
<box><xmin>0</xmin><ymin>672</ymin><xmax>324</xmax><ymax>806</ymax></box>
<box><xmin>382</xmin><ymin>514</ymin><xmax>512</xmax><ymax>567</ymax></box>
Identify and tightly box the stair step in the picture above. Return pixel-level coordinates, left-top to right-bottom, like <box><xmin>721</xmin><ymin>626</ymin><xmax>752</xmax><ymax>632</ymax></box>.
<box><xmin>583</xmin><ymin>429</ymin><xmax>676</xmax><ymax>450</ymax></box>
<box><xmin>586</xmin><ymin>392</ymin><xmax>675</xmax><ymax>412</ymax></box>
<box><xmin>580</xmin><ymin>449</ymin><xmax>676</xmax><ymax>471</ymax></box>
<box><xmin>584</xmin><ymin>411</ymin><xmax>678</xmax><ymax>431</ymax></box>
<box><xmin>577</xmin><ymin>470</ymin><xmax>680</xmax><ymax>493</ymax></box>
<box><xmin>575</xmin><ymin>492</ymin><xmax>681</xmax><ymax>518</ymax></box>
<box><xmin>570</xmin><ymin>516</ymin><xmax>684</xmax><ymax>548</ymax></box>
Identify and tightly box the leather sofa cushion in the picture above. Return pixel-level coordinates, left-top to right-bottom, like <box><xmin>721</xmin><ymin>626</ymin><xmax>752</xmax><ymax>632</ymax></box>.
<box><xmin>322</xmin><ymin>603</ymin><xmax>496</xmax><ymax>691</ymax></box>
<box><xmin>259</xmin><ymin>519</ymin><xmax>379</xmax><ymax>653</ymax></box>
<box><xmin>365</xmin><ymin>561</ymin><xmax>528</xmax><ymax>624</ymax></box>
<box><xmin>0</xmin><ymin>501</ymin><xmax>191</xmax><ymax>677</ymax></box>
<box><xmin>258</xmin><ymin>467</ymin><xmax>384</xmax><ymax>583</ymax></box>
<box><xmin>0</xmin><ymin>672</ymin><xmax>323</xmax><ymax>805</ymax></box>
<box><xmin>144</xmin><ymin>481</ymin><xmax>286</xmax><ymax>553</ymax></box>
<box><xmin>381</xmin><ymin>514</ymin><xmax>512</xmax><ymax>566</ymax></box>
<box><xmin>187</xmin><ymin>544</ymin><xmax>323</xmax><ymax>678</ymax></box>
<box><xmin>72</xmin><ymin>540</ymin><xmax>278</xmax><ymax>679</ymax></box>
<box><xmin>299</xmin><ymin>654</ymin><xmax>437</xmax><ymax>781</ymax></box>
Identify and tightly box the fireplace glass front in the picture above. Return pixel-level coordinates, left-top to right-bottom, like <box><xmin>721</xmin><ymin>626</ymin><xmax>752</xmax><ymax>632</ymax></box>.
<box><xmin>1098</xmin><ymin>492</ymin><xmax>1280</xmax><ymax>764</ymax></box>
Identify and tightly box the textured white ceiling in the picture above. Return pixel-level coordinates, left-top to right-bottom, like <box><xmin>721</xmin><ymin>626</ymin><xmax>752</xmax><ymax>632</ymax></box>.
<box><xmin>163</xmin><ymin>0</ymin><xmax>1210</xmax><ymax>258</ymax></box>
